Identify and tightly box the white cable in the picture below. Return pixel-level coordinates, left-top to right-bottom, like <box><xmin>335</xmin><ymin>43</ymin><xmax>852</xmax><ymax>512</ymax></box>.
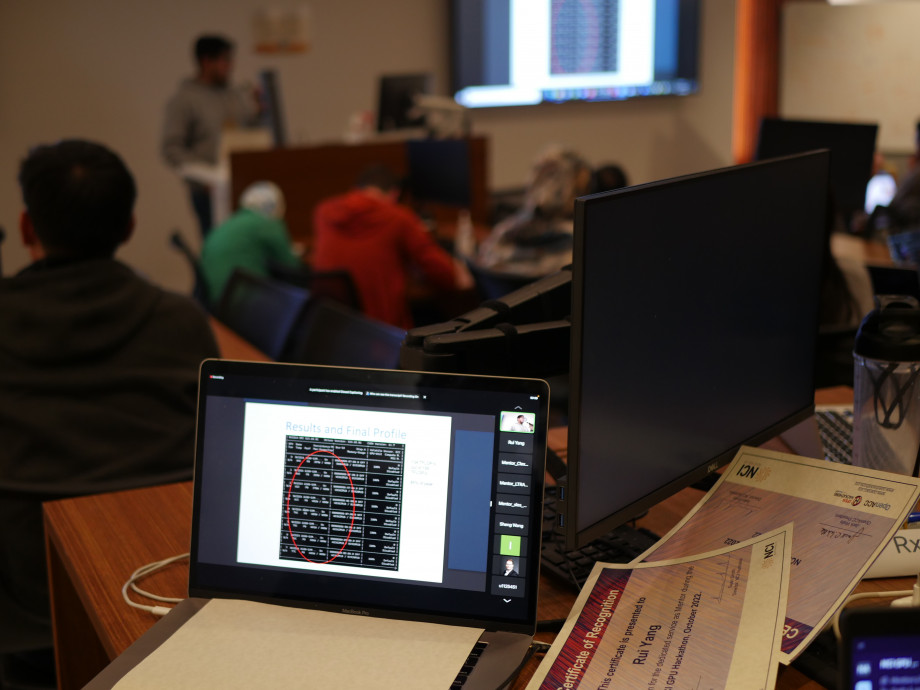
<box><xmin>831</xmin><ymin>588</ymin><xmax>914</xmax><ymax>641</ymax></box>
<box><xmin>890</xmin><ymin>573</ymin><xmax>920</xmax><ymax>608</ymax></box>
<box><xmin>121</xmin><ymin>552</ymin><xmax>189</xmax><ymax>617</ymax></box>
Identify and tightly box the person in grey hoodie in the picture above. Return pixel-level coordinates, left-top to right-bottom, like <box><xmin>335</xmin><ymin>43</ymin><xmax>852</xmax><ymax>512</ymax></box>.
<box><xmin>0</xmin><ymin>139</ymin><xmax>218</xmax><ymax>680</ymax></box>
<box><xmin>161</xmin><ymin>34</ymin><xmax>260</xmax><ymax>235</ymax></box>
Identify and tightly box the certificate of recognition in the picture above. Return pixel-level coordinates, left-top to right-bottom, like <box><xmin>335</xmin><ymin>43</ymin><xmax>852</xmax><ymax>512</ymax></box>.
<box><xmin>638</xmin><ymin>447</ymin><xmax>920</xmax><ymax>662</ymax></box>
<box><xmin>527</xmin><ymin>526</ymin><xmax>792</xmax><ymax>690</ymax></box>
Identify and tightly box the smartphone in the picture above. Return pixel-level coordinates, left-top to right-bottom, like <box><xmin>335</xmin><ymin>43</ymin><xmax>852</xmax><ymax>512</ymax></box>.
<box><xmin>838</xmin><ymin>605</ymin><xmax>920</xmax><ymax>690</ymax></box>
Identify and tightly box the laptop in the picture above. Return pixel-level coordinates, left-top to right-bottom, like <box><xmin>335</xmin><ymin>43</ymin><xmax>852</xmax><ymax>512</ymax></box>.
<box><xmin>779</xmin><ymin>404</ymin><xmax>854</xmax><ymax>465</ymax></box>
<box><xmin>180</xmin><ymin>360</ymin><xmax>549</xmax><ymax>688</ymax></box>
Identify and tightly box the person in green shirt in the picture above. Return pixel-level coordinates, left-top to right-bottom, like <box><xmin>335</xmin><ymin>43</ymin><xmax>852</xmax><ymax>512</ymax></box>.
<box><xmin>200</xmin><ymin>180</ymin><xmax>302</xmax><ymax>307</ymax></box>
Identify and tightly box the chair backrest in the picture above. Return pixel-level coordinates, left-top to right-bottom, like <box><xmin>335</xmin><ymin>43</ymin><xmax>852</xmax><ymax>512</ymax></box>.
<box><xmin>216</xmin><ymin>268</ymin><xmax>312</xmax><ymax>360</ymax></box>
<box><xmin>285</xmin><ymin>298</ymin><xmax>405</xmax><ymax>369</ymax></box>
<box><xmin>269</xmin><ymin>263</ymin><xmax>362</xmax><ymax>312</ymax></box>
<box><xmin>169</xmin><ymin>230</ymin><xmax>210</xmax><ymax>309</ymax></box>
<box><xmin>309</xmin><ymin>269</ymin><xmax>362</xmax><ymax>312</ymax></box>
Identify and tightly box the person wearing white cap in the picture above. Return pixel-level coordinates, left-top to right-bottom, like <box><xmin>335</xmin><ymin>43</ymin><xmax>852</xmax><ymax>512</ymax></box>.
<box><xmin>199</xmin><ymin>180</ymin><xmax>301</xmax><ymax>306</ymax></box>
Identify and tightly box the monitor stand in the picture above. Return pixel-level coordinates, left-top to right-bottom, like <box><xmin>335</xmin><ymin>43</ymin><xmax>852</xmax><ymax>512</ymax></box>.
<box><xmin>540</xmin><ymin>486</ymin><xmax>660</xmax><ymax>592</ymax></box>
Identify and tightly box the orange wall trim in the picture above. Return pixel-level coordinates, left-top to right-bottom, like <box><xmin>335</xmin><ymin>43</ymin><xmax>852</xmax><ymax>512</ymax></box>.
<box><xmin>733</xmin><ymin>0</ymin><xmax>783</xmax><ymax>164</ymax></box>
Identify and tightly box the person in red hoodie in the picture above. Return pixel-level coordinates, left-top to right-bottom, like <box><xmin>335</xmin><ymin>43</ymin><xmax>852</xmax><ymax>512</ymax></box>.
<box><xmin>312</xmin><ymin>164</ymin><xmax>470</xmax><ymax>329</ymax></box>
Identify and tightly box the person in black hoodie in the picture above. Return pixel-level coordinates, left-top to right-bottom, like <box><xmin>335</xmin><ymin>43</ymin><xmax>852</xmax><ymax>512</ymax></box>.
<box><xmin>0</xmin><ymin>140</ymin><xmax>218</xmax><ymax>681</ymax></box>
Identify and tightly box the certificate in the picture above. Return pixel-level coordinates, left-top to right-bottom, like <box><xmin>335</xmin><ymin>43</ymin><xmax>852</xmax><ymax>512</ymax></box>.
<box><xmin>528</xmin><ymin>526</ymin><xmax>792</xmax><ymax>690</ymax></box>
<box><xmin>638</xmin><ymin>446</ymin><xmax>920</xmax><ymax>661</ymax></box>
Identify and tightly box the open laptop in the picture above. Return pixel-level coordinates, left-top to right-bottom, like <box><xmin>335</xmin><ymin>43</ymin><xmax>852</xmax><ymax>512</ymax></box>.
<box><xmin>180</xmin><ymin>360</ymin><xmax>549</xmax><ymax>688</ymax></box>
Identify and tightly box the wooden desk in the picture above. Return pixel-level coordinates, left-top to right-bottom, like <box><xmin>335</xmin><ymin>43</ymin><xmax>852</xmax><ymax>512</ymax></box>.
<box><xmin>44</xmin><ymin>482</ymin><xmax>195</xmax><ymax>689</ymax></box>
<box><xmin>42</xmin><ymin>396</ymin><xmax>910</xmax><ymax>689</ymax></box>
<box><xmin>45</xmin><ymin>477</ymin><xmax>896</xmax><ymax>690</ymax></box>
<box><xmin>41</xmin><ymin>479</ymin><xmax>702</xmax><ymax>690</ymax></box>
<box><xmin>210</xmin><ymin>317</ymin><xmax>271</xmax><ymax>362</ymax></box>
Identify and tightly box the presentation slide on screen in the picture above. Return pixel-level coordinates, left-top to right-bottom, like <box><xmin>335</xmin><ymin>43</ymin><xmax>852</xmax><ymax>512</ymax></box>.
<box><xmin>237</xmin><ymin>402</ymin><xmax>453</xmax><ymax>583</ymax></box>
<box><xmin>459</xmin><ymin>0</ymin><xmax>654</xmax><ymax>107</ymax></box>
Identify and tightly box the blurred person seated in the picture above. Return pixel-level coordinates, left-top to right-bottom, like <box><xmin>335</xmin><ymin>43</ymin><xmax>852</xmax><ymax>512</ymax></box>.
<box><xmin>816</xmin><ymin>192</ymin><xmax>875</xmax><ymax>387</ymax></box>
<box><xmin>0</xmin><ymin>139</ymin><xmax>218</xmax><ymax>672</ymax></box>
<box><xmin>475</xmin><ymin>147</ymin><xmax>597</xmax><ymax>278</ymax></box>
<box><xmin>200</xmin><ymin>180</ymin><xmax>301</xmax><ymax>307</ymax></box>
<box><xmin>823</xmin><ymin>241</ymin><xmax>874</xmax><ymax>329</ymax></box>
<box><xmin>312</xmin><ymin>164</ymin><xmax>472</xmax><ymax>330</ymax></box>
<box><xmin>820</xmin><ymin>188</ymin><xmax>874</xmax><ymax>328</ymax></box>
<box><xmin>865</xmin><ymin>124</ymin><xmax>920</xmax><ymax>238</ymax></box>
<box><xmin>851</xmin><ymin>152</ymin><xmax>898</xmax><ymax>238</ymax></box>
<box><xmin>886</xmin><ymin>166</ymin><xmax>920</xmax><ymax>234</ymax></box>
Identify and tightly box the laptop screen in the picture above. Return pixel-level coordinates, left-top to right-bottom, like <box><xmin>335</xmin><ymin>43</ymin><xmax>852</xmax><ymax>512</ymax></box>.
<box><xmin>189</xmin><ymin>360</ymin><xmax>548</xmax><ymax>633</ymax></box>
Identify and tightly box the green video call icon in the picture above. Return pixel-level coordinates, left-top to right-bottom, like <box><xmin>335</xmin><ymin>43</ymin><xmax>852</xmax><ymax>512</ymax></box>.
<box><xmin>500</xmin><ymin>535</ymin><xmax>521</xmax><ymax>557</ymax></box>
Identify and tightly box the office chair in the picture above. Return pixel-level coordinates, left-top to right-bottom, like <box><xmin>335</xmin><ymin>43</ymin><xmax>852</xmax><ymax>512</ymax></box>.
<box><xmin>269</xmin><ymin>263</ymin><xmax>362</xmax><ymax>312</ymax></box>
<box><xmin>0</xmin><ymin>584</ymin><xmax>55</xmax><ymax>690</ymax></box>
<box><xmin>0</xmin><ymin>464</ymin><xmax>195</xmax><ymax>690</ymax></box>
<box><xmin>284</xmin><ymin>298</ymin><xmax>405</xmax><ymax>369</ymax></box>
<box><xmin>168</xmin><ymin>230</ymin><xmax>209</xmax><ymax>309</ymax></box>
<box><xmin>216</xmin><ymin>268</ymin><xmax>313</xmax><ymax>360</ymax></box>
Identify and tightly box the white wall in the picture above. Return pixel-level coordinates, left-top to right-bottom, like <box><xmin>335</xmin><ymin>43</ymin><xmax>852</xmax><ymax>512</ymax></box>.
<box><xmin>781</xmin><ymin>3</ymin><xmax>920</xmax><ymax>154</ymax></box>
<box><xmin>0</xmin><ymin>0</ymin><xmax>736</xmax><ymax>291</ymax></box>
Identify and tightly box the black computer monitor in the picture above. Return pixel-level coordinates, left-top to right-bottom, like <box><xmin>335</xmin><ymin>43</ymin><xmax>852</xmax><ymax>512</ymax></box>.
<box><xmin>755</xmin><ymin>117</ymin><xmax>877</xmax><ymax>222</ymax></box>
<box><xmin>376</xmin><ymin>73</ymin><xmax>432</xmax><ymax>132</ymax></box>
<box><xmin>559</xmin><ymin>150</ymin><xmax>830</xmax><ymax>550</ymax></box>
<box><xmin>405</xmin><ymin>138</ymin><xmax>471</xmax><ymax>208</ymax></box>
<box><xmin>258</xmin><ymin>69</ymin><xmax>286</xmax><ymax>148</ymax></box>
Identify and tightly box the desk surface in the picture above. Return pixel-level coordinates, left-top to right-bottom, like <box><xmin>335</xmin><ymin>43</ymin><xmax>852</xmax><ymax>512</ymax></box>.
<box><xmin>44</xmin><ymin>415</ymin><xmax>913</xmax><ymax>690</ymax></box>
<box><xmin>210</xmin><ymin>317</ymin><xmax>271</xmax><ymax>362</ymax></box>
<box><xmin>41</xmin><ymin>478</ymin><xmax>712</xmax><ymax>690</ymax></box>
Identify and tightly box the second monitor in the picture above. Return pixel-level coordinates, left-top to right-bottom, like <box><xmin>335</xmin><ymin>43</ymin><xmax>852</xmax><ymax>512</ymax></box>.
<box><xmin>559</xmin><ymin>150</ymin><xmax>830</xmax><ymax>551</ymax></box>
<box><xmin>755</xmin><ymin>117</ymin><xmax>877</xmax><ymax>224</ymax></box>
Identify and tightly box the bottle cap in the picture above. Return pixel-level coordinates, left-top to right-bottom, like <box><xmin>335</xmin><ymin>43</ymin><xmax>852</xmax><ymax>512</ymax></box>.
<box><xmin>854</xmin><ymin>295</ymin><xmax>920</xmax><ymax>362</ymax></box>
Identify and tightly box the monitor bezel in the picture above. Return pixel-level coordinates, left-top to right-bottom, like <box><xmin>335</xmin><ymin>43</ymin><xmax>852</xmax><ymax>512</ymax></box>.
<box><xmin>376</xmin><ymin>73</ymin><xmax>432</xmax><ymax>133</ymax></box>
<box><xmin>560</xmin><ymin>153</ymin><xmax>827</xmax><ymax>550</ymax></box>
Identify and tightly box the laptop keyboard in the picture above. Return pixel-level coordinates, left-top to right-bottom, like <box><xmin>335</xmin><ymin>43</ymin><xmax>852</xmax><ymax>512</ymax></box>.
<box><xmin>451</xmin><ymin>641</ymin><xmax>489</xmax><ymax>688</ymax></box>
<box><xmin>814</xmin><ymin>407</ymin><xmax>854</xmax><ymax>465</ymax></box>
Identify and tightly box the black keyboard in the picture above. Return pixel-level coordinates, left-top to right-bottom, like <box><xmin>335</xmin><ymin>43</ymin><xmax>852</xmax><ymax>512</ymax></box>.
<box><xmin>541</xmin><ymin>492</ymin><xmax>660</xmax><ymax>590</ymax></box>
<box><xmin>814</xmin><ymin>407</ymin><xmax>854</xmax><ymax>465</ymax></box>
<box><xmin>450</xmin><ymin>641</ymin><xmax>488</xmax><ymax>688</ymax></box>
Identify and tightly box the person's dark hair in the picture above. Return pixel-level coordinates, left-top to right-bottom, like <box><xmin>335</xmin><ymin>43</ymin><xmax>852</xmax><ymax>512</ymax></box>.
<box><xmin>18</xmin><ymin>139</ymin><xmax>137</xmax><ymax>258</ymax></box>
<box><xmin>591</xmin><ymin>164</ymin><xmax>629</xmax><ymax>194</ymax></box>
<box><xmin>356</xmin><ymin>164</ymin><xmax>402</xmax><ymax>193</ymax></box>
<box><xmin>194</xmin><ymin>35</ymin><xmax>233</xmax><ymax>62</ymax></box>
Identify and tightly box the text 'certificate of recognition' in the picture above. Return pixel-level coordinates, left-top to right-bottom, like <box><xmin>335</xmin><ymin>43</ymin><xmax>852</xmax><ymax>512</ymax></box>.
<box><xmin>527</xmin><ymin>526</ymin><xmax>792</xmax><ymax>690</ymax></box>
<box><xmin>638</xmin><ymin>447</ymin><xmax>920</xmax><ymax>662</ymax></box>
